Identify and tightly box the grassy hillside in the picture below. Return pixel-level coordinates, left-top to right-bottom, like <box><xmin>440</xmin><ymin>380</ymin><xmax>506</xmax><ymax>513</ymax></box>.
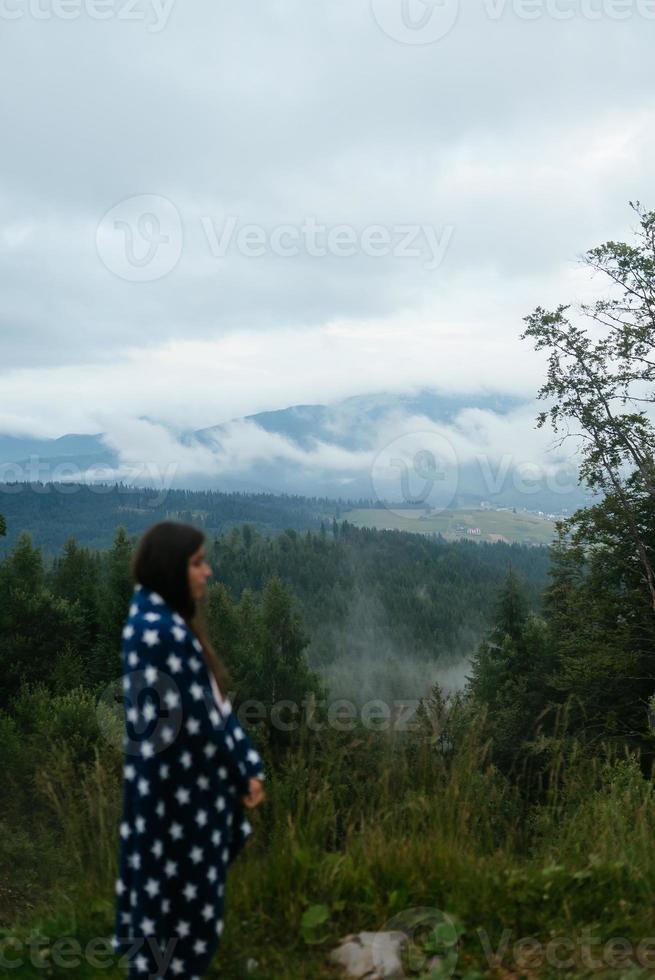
<box><xmin>342</xmin><ymin>507</ymin><xmax>559</xmax><ymax>547</ymax></box>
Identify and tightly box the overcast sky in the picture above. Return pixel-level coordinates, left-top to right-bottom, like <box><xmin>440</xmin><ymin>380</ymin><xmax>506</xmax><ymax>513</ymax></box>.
<box><xmin>1</xmin><ymin>0</ymin><xmax>654</xmax><ymax>454</ymax></box>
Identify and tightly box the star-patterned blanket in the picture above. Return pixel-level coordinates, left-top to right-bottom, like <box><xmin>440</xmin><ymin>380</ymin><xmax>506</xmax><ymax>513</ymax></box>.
<box><xmin>112</xmin><ymin>583</ymin><xmax>265</xmax><ymax>978</ymax></box>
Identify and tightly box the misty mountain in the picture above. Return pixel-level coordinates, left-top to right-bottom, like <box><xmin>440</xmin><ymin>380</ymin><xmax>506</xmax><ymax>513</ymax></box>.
<box><xmin>0</xmin><ymin>389</ymin><xmax>592</xmax><ymax>512</ymax></box>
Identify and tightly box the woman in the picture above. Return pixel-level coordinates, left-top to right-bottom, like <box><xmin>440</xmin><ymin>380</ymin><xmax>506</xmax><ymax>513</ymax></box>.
<box><xmin>112</xmin><ymin>521</ymin><xmax>266</xmax><ymax>978</ymax></box>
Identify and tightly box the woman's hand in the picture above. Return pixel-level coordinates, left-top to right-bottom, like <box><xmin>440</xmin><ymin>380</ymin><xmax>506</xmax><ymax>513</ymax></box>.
<box><xmin>241</xmin><ymin>777</ymin><xmax>265</xmax><ymax>809</ymax></box>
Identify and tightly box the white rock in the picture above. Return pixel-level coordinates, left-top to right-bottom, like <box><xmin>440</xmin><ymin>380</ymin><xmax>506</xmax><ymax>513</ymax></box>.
<box><xmin>330</xmin><ymin>930</ymin><xmax>407</xmax><ymax>979</ymax></box>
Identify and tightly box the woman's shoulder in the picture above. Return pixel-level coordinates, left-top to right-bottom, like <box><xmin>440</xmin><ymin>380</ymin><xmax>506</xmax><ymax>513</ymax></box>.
<box><xmin>122</xmin><ymin>587</ymin><xmax>196</xmax><ymax>661</ymax></box>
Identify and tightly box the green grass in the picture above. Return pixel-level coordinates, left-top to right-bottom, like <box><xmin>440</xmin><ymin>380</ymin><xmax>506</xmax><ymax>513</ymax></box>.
<box><xmin>4</xmin><ymin>705</ymin><xmax>655</xmax><ymax>979</ymax></box>
<box><xmin>342</xmin><ymin>508</ymin><xmax>559</xmax><ymax>547</ymax></box>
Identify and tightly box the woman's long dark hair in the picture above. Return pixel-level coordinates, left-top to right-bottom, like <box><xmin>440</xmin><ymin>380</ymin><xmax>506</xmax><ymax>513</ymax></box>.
<box><xmin>132</xmin><ymin>521</ymin><xmax>231</xmax><ymax>698</ymax></box>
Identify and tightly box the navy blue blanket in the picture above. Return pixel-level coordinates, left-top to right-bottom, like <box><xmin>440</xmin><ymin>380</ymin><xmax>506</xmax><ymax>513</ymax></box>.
<box><xmin>111</xmin><ymin>584</ymin><xmax>265</xmax><ymax>978</ymax></box>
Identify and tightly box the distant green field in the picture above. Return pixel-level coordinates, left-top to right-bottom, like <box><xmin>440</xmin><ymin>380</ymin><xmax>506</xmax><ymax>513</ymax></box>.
<box><xmin>342</xmin><ymin>507</ymin><xmax>558</xmax><ymax>546</ymax></box>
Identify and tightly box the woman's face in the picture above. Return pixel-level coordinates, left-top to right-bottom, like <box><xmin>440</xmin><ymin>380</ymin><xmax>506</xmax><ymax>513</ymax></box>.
<box><xmin>188</xmin><ymin>544</ymin><xmax>212</xmax><ymax>601</ymax></box>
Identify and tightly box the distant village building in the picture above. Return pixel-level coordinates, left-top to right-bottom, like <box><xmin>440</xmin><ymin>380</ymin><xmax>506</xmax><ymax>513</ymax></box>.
<box><xmin>467</xmin><ymin>527</ymin><xmax>482</xmax><ymax>535</ymax></box>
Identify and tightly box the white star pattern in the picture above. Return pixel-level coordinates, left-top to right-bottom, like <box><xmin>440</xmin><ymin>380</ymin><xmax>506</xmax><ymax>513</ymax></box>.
<box><xmin>116</xmin><ymin>587</ymin><xmax>267</xmax><ymax>968</ymax></box>
<box><xmin>142</xmin><ymin>702</ymin><xmax>157</xmax><ymax>722</ymax></box>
